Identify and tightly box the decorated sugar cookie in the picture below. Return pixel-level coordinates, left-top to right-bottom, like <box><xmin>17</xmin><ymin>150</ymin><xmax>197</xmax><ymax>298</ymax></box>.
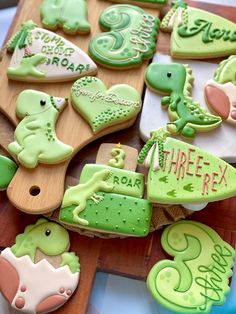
<box><xmin>205</xmin><ymin>55</ymin><xmax>236</xmax><ymax>126</ymax></box>
<box><xmin>89</xmin><ymin>5</ymin><xmax>159</xmax><ymax>68</ymax></box>
<box><xmin>160</xmin><ymin>0</ymin><xmax>236</xmax><ymax>59</ymax></box>
<box><xmin>60</xmin><ymin>143</ymin><xmax>152</xmax><ymax>236</ymax></box>
<box><xmin>6</xmin><ymin>20</ymin><xmax>97</xmax><ymax>82</ymax></box>
<box><xmin>40</xmin><ymin>0</ymin><xmax>90</xmax><ymax>34</ymax></box>
<box><xmin>147</xmin><ymin>220</ymin><xmax>235</xmax><ymax>314</ymax></box>
<box><xmin>0</xmin><ymin>155</ymin><xmax>18</xmax><ymax>190</ymax></box>
<box><xmin>8</xmin><ymin>90</ymin><xmax>73</xmax><ymax>168</ymax></box>
<box><xmin>71</xmin><ymin>77</ymin><xmax>142</xmax><ymax>133</ymax></box>
<box><xmin>145</xmin><ymin>62</ymin><xmax>222</xmax><ymax>138</ymax></box>
<box><xmin>138</xmin><ymin>128</ymin><xmax>236</xmax><ymax>205</ymax></box>
<box><xmin>0</xmin><ymin>218</ymin><xmax>80</xmax><ymax>314</ymax></box>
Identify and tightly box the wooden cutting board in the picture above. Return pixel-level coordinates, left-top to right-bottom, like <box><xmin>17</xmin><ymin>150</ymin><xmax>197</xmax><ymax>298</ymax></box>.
<box><xmin>0</xmin><ymin>0</ymin><xmax>160</xmax><ymax>214</ymax></box>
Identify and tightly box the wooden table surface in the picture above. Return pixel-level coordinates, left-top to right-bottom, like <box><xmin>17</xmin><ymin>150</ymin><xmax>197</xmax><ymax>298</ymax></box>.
<box><xmin>1</xmin><ymin>1</ymin><xmax>236</xmax><ymax>314</ymax></box>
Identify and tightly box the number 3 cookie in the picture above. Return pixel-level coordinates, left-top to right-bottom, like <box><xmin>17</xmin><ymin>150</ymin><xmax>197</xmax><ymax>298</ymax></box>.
<box><xmin>0</xmin><ymin>219</ymin><xmax>80</xmax><ymax>314</ymax></box>
<box><xmin>89</xmin><ymin>4</ymin><xmax>160</xmax><ymax>69</ymax></box>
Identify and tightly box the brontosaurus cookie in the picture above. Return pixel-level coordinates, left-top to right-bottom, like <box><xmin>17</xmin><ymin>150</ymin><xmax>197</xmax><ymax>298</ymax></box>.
<box><xmin>145</xmin><ymin>62</ymin><xmax>221</xmax><ymax>138</ymax></box>
<box><xmin>40</xmin><ymin>0</ymin><xmax>90</xmax><ymax>34</ymax></box>
<box><xmin>8</xmin><ymin>90</ymin><xmax>73</xmax><ymax>168</ymax></box>
<box><xmin>160</xmin><ymin>0</ymin><xmax>236</xmax><ymax>59</ymax></box>
<box><xmin>205</xmin><ymin>55</ymin><xmax>236</xmax><ymax>126</ymax></box>
<box><xmin>147</xmin><ymin>220</ymin><xmax>235</xmax><ymax>314</ymax></box>
<box><xmin>6</xmin><ymin>20</ymin><xmax>97</xmax><ymax>82</ymax></box>
<box><xmin>0</xmin><ymin>218</ymin><xmax>80</xmax><ymax>314</ymax></box>
<box><xmin>89</xmin><ymin>5</ymin><xmax>159</xmax><ymax>69</ymax></box>
<box><xmin>138</xmin><ymin>128</ymin><xmax>236</xmax><ymax>205</ymax></box>
<box><xmin>60</xmin><ymin>143</ymin><xmax>152</xmax><ymax>236</ymax></box>
<box><xmin>71</xmin><ymin>76</ymin><xmax>142</xmax><ymax>133</ymax></box>
<box><xmin>0</xmin><ymin>155</ymin><xmax>17</xmax><ymax>190</ymax></box>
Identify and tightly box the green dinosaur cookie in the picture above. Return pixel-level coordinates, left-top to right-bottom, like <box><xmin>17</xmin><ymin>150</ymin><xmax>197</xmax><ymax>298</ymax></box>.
<box><xmin>8</xmin><ymin>90</ymin><xmax>73</xmax><ymax>168</ymax></box>
<box><xmin>147</xmin><ymin>220</ymin><xmax>235</xmax><ymax>313</ymax></box>
<box><xmin>138</xmin><ymin>128</ymin><xmax>236</xmax><ymax>204</ymax></box>
<box><xmin>0</xmin><ymin>156</ymin><xmax>18</xmax><ymax>190</ymax></box>
<box><xmin>145</xmin><ymin>62</ymin><xmax>221</xmax><ymax>138</ymax></box>
<box><xmin>40</xmin><ymin>0</ymin><xmax>90</xmax><ymax>34</ymax></box>
<box><xmin>103</xmin><ymin>0</ymin><xmax>167</xmax><ymax>8</ymax></box>
<box><xmin>0</xmin><ymin>218</ymin><xmax>80</xmax><ymax>314</ymax></box>
<box><xmin>89</xmin><ymin>4</ymin><xmax>159</xmax><ymax>68</ymax></box>
<box><xmin>160</xmin><ymin>0</ymin><xmax>236</xmax><ymax>59</ymax></box>
<box><xmin>71</xmin><ymin>76</ymin><xmax>141</xmax><ymax>133</ymax></box>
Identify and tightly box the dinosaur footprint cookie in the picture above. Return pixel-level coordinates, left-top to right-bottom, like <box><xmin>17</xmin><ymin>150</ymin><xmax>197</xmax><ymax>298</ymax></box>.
<box><xmin>205</xmin><ymin>55</ymin><xmax>236</xmax><ymax>126</ymax></box>
<box><xmin>40</xmin><ymin>0</ymin><xmax>91</xmax><ymax>34</ymax></box>
<box><xmin>0</xmin><ymin>218</ymin><xmax>80</xmax><ymax>314</ymax></box>
<box><xmin>6</xmin><ymin>20</ymin><xmax>97</xmax><ymax>82</ymax></box>
<box><xmin>145</xmin><ymin>62</ymin><xmax>222</xmax><ymax>138</ymax></box>
<box><xmin>8</xmin><ymin>90</ymin><xmax>73</xmax><ymax>168</ymax></box>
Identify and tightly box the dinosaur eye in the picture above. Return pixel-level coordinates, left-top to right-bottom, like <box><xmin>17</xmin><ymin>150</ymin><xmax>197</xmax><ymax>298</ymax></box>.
<box><xmin>45</xmin><ymin>229</ymin><xmax>51</xmax><ymax>236</ymax></box>
<box><xmin>167</xmin><ymin>72</ymin><xmax>172</xmax><ymax>78</ymax></box>
<box><xmin>40</xmin><ymin>100</ymin><xmax>46</xmax><ymax>106</ymax></box>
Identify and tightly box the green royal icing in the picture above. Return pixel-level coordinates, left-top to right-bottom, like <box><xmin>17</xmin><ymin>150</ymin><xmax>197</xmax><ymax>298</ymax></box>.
<box><xmin>0</xmin><ymin>156</ymin><xmax>18</xmax><ymax>191</ymax></box>
<box><xmin>214</xmin><ymin>55</ymin><xmax>236</xmax><ymax>85</ymax></box>
<box><xmin>108</xmin><ymin>146</ymin><xmax>126</xmax><ymax>169</ymax></box>
<box><xmin>138</xmin><ymin>129</ymin><xmax>236</xmax><ymax>204</ymax></box>
<box><xmin>71</xmin><ymin>76</ymin><xmax>141</xmax><ymax>134</ymax></box>
<box><xmin>60</xmin><ymin>192</ymin><xmax>151</xmax><ymax>236</ymax></box>
<box><xmin>161</xmin><ymin>1</ymin><xmax>236</xmax><ymax>59</ymax></box>
<box><xmin>147</xmin><ymin>220</ymin><xmax>236</xmax><ymax>313</ymax></box>
<box><xmin>89</xmin><ymin>4</ymin><xmax>159</xmax><ymax>68</ymax></box>
<box><xmin>80</xmin><ymin>164</ymin><xmax>144</xmax><ymax>198</ymax></box>
<box><xmin>8</xmin><ymin>90</ymin><xmax>73</xmax><ymax>168</ymax></box>
<box><xmin>145</xmin><ymin>63</ymin><xmax>221</xmax><ymax>138</ymax></box>
<box><xmin>40</xmin><ymin>0</ymin><xmax>90</xmax><ymax>34</ymax></box>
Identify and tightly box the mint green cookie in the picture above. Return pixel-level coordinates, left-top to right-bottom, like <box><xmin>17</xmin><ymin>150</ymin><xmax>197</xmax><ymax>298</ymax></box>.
<box><xmin>147</xmin><ymin>220</ymin><xmax>235</xmax><ymax>313</ymax></box>
<box><xmin>89</xmin><ymin>5</ymin><xmax>159</xmax><ymax>68</ymax></box>
<box><xmin>71</xmin><ymin>76</ymin><xmax>141</xmax><ymax>133</ymax></box>
<box><xmin>0</xmin><ymin>156</ymin><xmax>17</xmax><ymax>190</ymax></box>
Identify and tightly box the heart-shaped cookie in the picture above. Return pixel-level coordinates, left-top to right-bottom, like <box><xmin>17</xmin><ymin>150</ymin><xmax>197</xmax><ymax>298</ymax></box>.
<box><xmin>71</xmin><ymin>77</ymin><xmax>141</xmax><ymax>133</ymax></box>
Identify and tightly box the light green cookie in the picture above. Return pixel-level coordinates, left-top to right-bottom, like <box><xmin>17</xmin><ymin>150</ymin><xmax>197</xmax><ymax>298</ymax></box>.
<box><xmin>89</xmin><ymin>4</ymin><xmax>159</xmax><ymax>68</ymax></box>
<box><xmin>138</xmin><ymin>128</ymin><xmax>236</xmax><ymax>204</ymax></box>
<box><xmin>161</xmin><ymin>0</ymin><xmax>236</xmax><ymax>59</ymax></box>
<box><xmin>145</xmin><ymin>62</ymin><xmax>221</xmax><ymax>139</ymax></box>
<box><xmin>147</xmin><ymin>220</ymin><xmax>236</xmax><ymax>313</ymax></box>
<box><xmin>40</xmin><ymin>0</ymin><xmax>90</xmax><ymax>34</ymax></box>
<box><xmin>71</xmin><ymin>76</ymin><xmax>141</xmax><ymax>133</ymax></box>
<box><xmin>8</xmin><ymin>90</ymin><xmax>73</xmax><ymax>168</ymax></box>
<box><xmin>0</xmin><ymin>156</ymin><xmax>18</xmax><ymax>190</ymax></box>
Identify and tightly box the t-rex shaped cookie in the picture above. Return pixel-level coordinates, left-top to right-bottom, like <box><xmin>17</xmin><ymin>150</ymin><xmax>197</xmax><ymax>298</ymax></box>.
<box><xmin>61</xmin><ymin>169</ymin><xmax>114</xmax><ymax>225</ymax></box>
<box><xmin>40</xmin><ymin>0</ymin><xmax>91</xmax><ymax>34</ymax></box>
<box><xmin>8</xmin><ymin>90</ymin><xmax>73</xmax><ymax>168</ymax></box>
<box><xmin>145</xmin><ymin>62</ymin><xmax>222</xmax><ymax>139</ymax></box>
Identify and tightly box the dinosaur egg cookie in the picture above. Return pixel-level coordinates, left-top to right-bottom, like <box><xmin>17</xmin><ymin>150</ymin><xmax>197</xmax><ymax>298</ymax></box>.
<box><xmin>71</xmin><ymin>77</ymin><xmax>142</xmax><ymax>134</ymax></box>
<box><xmin>8</xmin><ymin>90</ymin><xmax>73</xmax><ymax>168</ymax></box>
<box><xmin>0</xmin><ymin>218</ymin><xmax>80</xmax><ymax>314</ymax></box>
<box><xmin>6</xmin><ymin>20</ymin><xmax>97</xmax><ymax>82</ymax></box>
<box><xmin>40</xmin><ymin>0</ymin><xmax>90</xmax><ymax>34</ymax></box>
<box><xmin>89</xmin><ymin>5</ymin><xmax>159</xmax><ymax>69</ymax></box>
<box><xmin>60</xmin><ymin>143</ymin><xmax>152</xmax><ymax>236</ymax></box>
<box><xmin>205</xmin><ymin>55</ymin><xmax>236</xmax><ymax>126</ymax></box>
<box><xmin>138</xmin><ymin>128</ymin><xmax>236</xmax><ymax>205</ymax></box>
<box><xmin>145</xmin><ymin>62</ymin><xmax>222</xmax><ymax>139</ymax></box>
<box><xmin>147</xmin><ymin>220</ymin><xmax>235</xmax><ymax>314</ymax></box>
<box><xmin>160</xmin><ymin>0</ymin><xmax>236</xmax><ymax>59</ymax></box>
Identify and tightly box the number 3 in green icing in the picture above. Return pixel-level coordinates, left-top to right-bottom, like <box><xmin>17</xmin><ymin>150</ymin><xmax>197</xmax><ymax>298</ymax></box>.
<box><xmin>89</xmin><ymin>5</ymin><xmax>160</xmax><ymax>68</ymax></box>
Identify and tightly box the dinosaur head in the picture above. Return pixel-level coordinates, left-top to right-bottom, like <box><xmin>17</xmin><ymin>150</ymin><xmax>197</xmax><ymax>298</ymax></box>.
<box><xmin>96</xmin><ymin>169</ymin><xmax>114</xmax><ymax>191</ymax></box>
<box><xmin>145</xmin><ymin>63</ymin><xmax>187</xmax><ymax>95</ymax></box>
<box><xmin>16</xmin><ymin>90</ymin><xmax>67</xmax><ymax>119</ymax></box>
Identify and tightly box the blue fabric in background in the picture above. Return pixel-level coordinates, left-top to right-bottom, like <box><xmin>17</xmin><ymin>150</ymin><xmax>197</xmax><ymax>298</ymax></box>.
<box><xmin>0</xmin><ymin>6</ymin><xmax>17</xmax><ymax>47</ymax></box>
